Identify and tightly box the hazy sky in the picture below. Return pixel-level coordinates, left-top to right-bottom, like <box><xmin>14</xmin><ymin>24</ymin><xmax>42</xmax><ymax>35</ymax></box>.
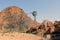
<box><xmin>0</xmin><ymin>0</ymin><xmax>60</xmax><ymax>22</ymax></box>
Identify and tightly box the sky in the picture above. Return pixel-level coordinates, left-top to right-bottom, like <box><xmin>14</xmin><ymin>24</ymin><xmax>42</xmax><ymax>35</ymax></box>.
<box><xmin>0</xmin><ymin>0</ymin><xmax>60</xmax><ymax>23</ymax></box>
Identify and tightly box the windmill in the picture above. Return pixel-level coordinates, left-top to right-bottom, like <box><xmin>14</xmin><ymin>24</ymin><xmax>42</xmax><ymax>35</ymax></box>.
<box><xmin>26</xmin><ymin>11</ymin><xmax>37</xmax><ymax>21</ymax></box>
<box><xmin>32</xmin><ymin>11</ymin><xmax>37</xmax><ymax>21</ymax></box>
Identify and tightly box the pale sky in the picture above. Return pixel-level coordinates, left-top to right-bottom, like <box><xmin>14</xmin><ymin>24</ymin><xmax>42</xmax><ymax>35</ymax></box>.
<box><xmin>0</xmin><ymin>0</ymin><xmax>60</xmax><ymax>23</ymax></box>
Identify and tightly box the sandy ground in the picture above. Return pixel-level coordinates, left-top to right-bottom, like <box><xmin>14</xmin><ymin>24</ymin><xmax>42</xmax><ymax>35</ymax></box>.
<box><xmin>0</xmin><ymin>32</ymin><xmax>41</xmax><ymax>40</ymax></box>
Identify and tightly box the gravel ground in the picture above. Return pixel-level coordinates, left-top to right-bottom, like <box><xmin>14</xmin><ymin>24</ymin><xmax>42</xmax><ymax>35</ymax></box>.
<box><xmin>0</xmin><ymin>32</ymin><xmax>41</xmax><ymax>40</ymax></box>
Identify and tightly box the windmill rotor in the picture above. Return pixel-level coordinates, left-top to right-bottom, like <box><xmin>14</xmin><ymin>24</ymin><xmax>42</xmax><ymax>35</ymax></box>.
<box><xmin>32</xmin><ymin>11</ymin><xmax>37</xmax><ymax>16</ymax></box>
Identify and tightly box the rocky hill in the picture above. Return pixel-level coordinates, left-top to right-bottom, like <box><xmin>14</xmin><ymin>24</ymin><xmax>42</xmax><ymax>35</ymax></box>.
<box><xmin>0</xmin><ymin>6</ymin><xmax>39</xmax><ymax>32</ymax></box>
